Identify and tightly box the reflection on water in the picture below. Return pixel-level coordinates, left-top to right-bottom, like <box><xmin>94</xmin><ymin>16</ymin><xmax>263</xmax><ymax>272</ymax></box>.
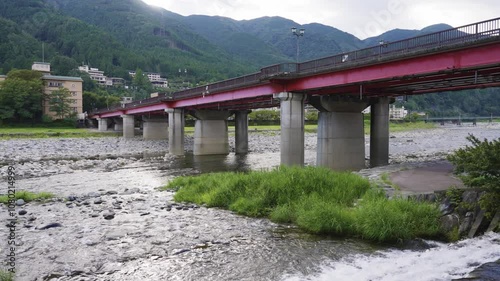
<box><xmin>179</xmin><ymin>152</ymin><xmax>282</xmax><ymax>173</ymax></box>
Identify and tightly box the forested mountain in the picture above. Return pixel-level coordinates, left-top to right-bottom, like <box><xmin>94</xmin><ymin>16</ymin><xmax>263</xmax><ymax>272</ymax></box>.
<box><xmin>363</xmin><ymin>24</ymin><xmax>453</xmax><ymax>46</ymax></box>
<box><xmin>0</xmin><ymin>0</ymin><xmax>498</xmax><ymax>116</ymax></box>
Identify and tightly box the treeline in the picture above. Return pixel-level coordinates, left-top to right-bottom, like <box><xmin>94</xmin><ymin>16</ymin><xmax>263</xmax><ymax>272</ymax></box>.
<box><xmin>0</xmin><ymin>0</ymin><xmax>252</xmax><ymax>82</ymax></box>
<box><xmin>397</xmin><ymin>88</ymin><xmax>500</xmax><ymax>117</ymax></box>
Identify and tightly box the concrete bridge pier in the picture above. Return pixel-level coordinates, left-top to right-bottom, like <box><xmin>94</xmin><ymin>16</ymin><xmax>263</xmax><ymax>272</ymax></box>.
<box><xmin>235</xmin><ymin>110</ymin><xmax>251</xmax><ymax>154</ymax></box>
<box><xmin>113</xmin><ymin>118</ymin><xmax>123</xmax><ymax>131</ymax></box>
<box><xmin>370</xmin><ymin>97</ymin><xmax>390</xmax><ymax>167</ymax></box>
<box><xmin>275</xmin><ymin>92</ymin><xmax>306</xmax><ymax>166</ymax></box>
<box><xmin>167</xmin><ymin>109</ymin><xmax>185</xmax><ymax>155</ymax></box>
<box><xmin>311</xmin><ymin>95</ymin><xmax>369</xmax><ymax>171</ymax></box>
<box><xmin>97</xmin><ymin>118</ymin><xmax>110</xmax><ymax>132</ymax></box>
<box><xmin>191</xmin><ymin>110</ymin><xmax>233</xmax><ymax>155</ymax></box>
<box><xmin>121</xmin><ymin>114</ymin><xmax>135</xmax><ymax>138</ymax></box>
<box><xmin>142</xmin><ymin>115</ymin><xmax>168</xmax><ymax>140</ymax></box>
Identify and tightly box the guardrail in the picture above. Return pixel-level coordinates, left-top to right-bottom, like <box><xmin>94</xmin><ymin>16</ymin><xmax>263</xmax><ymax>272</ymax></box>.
<box><xmin>90</xmin><ymin>17</ymin><xmax>500</xmax><ymax>116</ymax></box>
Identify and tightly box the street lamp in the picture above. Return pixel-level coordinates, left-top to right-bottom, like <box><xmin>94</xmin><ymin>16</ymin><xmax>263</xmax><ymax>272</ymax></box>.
<box><xmin>291</xmin><ymin>27</ymin><xmax>305</xmax><ymax>62</ymax></box>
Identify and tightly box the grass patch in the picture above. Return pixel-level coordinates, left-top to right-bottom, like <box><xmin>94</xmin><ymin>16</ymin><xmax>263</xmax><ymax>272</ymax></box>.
<box><xmin>388</xmin><ymin>121</ymin><xmax>436</xmax><ymax>133</ymax></box>
<box><xmin>227</xmin><ymin>121</ymin><xmax>434</xmax><ymax>135</ymax></box>
<box><xmin>380</xmin><ymin>172</ymin><xmax>400</xmax><ymax>190</ymax></box>
<box><xmin>0</xmin><ymin>127</ymin><xmax>120</xmax><ymax>139</ymax></box>
<box><xmin>0</xmin><ymin>190</ymin><xmax>54</xmax><ymax>204</ymax></box>
<box><xmin>164</xmin><ymin>166</ymin><xmax>442</xmax><ymax>243</ymax></box>
<box><xmin>0</xmin><ymin>270</ymin><xmax>13</xmax><ymax>281</ymax></box>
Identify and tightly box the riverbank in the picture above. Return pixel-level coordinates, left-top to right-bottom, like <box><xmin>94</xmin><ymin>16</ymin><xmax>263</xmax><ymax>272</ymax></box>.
<box><xmin>0</xmin><ymin>122</ymin><xmax>499</xmax><ymax>280</ymax></box>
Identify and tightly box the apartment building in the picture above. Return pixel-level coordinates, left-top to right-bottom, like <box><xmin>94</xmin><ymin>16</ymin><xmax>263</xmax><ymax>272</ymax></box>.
<box><xmin>30</xmin><ymin>63</ymin><xmax>84</xmax><ymax>118</ymax></box>
<box><xmin>42</xmin><ymin>74</ymin><xmax>84</xmax><ymax>118</ymax></box>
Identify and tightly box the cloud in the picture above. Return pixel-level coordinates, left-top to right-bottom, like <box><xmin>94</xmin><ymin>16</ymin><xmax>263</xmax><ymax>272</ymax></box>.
<box><xmin>141</xmin><ymin>0</ymin><xmax>499</xmax><ymax>39</ymax></box>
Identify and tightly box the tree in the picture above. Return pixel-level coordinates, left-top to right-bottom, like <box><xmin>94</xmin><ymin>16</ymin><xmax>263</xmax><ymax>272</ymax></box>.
<box><xmin>0</xmin><ymin>69</ymin><xmax>44</xmax><ymax>123</ymax></box>
<box><xmin>132</xmin><ymin>68</ymin><xmax>152</xmax><ymax>92</ymax></box>
<box><xmin>49</xmin><ymin>87</ymin><xmax>72</xmax><ymax>119</ymax></box>
<box><xmin>448</xmin><ymin>135</ymin><xmax>500</xmax><ymax>192</ymax></box>
<box><xmin>448</xmin><ymin>135</ymin><xmax>500</xmax><ymax>212</ymax></box>
<box><xmin>82</xmin><ymin>90</ymin><xmax>120</xmax><ymax>112</ymax></box>
<box><xmin>50</xmin><ymin>55</ymin><xmax>79</xmax><ymax>76</ymax></box>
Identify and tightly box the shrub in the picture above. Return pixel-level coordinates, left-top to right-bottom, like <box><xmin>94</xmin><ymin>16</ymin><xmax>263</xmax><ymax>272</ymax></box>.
<box><xmin>448</xmin><ymin>135</ymin><xmax>500</xmax><ymax>213</ymax></box>
<box><xmin>448</xmin><ymin>135</ymin><xmax>500</xmax><ymax>191</ymax></box>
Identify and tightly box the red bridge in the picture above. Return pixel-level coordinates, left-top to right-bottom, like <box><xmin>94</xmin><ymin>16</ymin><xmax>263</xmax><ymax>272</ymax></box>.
<box><xmin>90</xmin><ymin>18</ymin><xmax>500</xmax><ymax>170</ymax></box>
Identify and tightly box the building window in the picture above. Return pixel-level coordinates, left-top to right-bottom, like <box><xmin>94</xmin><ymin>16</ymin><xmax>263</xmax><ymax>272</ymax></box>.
<box><xmin>48</xmin><ymin>82</ymin><xmax>63</xmax><ymax>87</ymax></box>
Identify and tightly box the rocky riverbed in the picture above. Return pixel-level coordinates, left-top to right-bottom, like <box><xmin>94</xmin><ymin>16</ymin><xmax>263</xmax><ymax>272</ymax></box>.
<box><xmin>0</xmin><ymin>122</ymin><xmax>499</xmax><ymax>280</ymax></box>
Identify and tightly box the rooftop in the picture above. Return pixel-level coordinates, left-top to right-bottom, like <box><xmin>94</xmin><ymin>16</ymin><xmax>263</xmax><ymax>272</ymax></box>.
<box><xmin>42</xmin><ymin>75</ymin><xmax>83</xmax><ymax>82</ymax></box>
<box><xmin>33</xmin><ymin>62</ymin><xmax>51</xmax><ymax>65</ymax></box>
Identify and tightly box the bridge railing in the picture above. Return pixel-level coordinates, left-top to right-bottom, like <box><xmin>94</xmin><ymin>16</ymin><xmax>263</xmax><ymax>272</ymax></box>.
<box><xmin>296</xmin><ymin>17</ymin><xmax>500</xmax><ymax>74</ymax></box>
<box><xmin>90</xmin><ymin>93</ymin><xmax>171</xmax><ymax>115</ymax></box>
<box><xmin>91</xmin><ymin>18</ymin><xmax>499</xmax><ymax>115</ymax></box>
<box><xmin>171</xmin><ymin>72</ymin><xmax>262</xmax><ymax>100</ymax></box>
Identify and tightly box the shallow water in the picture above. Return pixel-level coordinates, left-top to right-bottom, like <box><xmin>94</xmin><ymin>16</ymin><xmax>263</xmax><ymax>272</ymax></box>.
<box><xmin>1</xmin><ymin>123</ymin><xmax>500</xmax><ymax>280</ymax></box>
<box><xmin>284</xmin><ymin>233</ymin><xmax>500</xmax><ymax>281</ymax></box>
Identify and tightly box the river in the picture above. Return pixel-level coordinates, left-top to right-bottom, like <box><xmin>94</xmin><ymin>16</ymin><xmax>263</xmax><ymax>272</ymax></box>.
<box><xmin>0</xmin><ymin>123</ymin><xmax>499</xmax><ymax>280</ymax></box>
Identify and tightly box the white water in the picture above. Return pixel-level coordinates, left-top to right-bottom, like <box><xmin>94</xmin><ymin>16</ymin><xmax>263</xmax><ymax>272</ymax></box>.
<box><xmin>285</xmin><ymin>232</ymin><xmax>500</xmax><ymax>281</ymax></box>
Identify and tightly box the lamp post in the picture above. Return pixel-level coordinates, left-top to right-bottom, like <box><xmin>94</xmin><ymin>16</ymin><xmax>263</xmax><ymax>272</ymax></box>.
<box><xmin>291</xmin><ymin>27</ymin><xmax>305</xmax><ymax>62</ymax></box>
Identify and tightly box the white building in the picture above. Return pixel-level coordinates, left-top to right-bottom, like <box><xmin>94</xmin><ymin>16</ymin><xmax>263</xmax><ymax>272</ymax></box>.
<box><xmin>78</xmin><ymin>65</ymin><xmax>107</xmax><ymax>86</ymax></box>
<box><xmin>362</xmin><ymin>105</ymin><xmax>408</xmax><ymax>120</ymax></box>
<box><xmin>389</xmin><ymin>105</ymin><xmax>408</xmax><ymax>119</ymax></box>
<box><xmin>32</xmin><ymin>62</ymin><xmax>51</xmax><ymax>74</ymax></box>
<box><xmin>129</xmin><ymin>71</ymin><xmax>169</xmax><ymax>88</ymax></box>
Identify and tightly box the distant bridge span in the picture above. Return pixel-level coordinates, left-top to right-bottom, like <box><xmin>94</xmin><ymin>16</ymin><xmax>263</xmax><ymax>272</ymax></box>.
<box><xmin>90</xmin><ymin>18</ymin><xmax>500</xmax><ymax>170</ymax></box>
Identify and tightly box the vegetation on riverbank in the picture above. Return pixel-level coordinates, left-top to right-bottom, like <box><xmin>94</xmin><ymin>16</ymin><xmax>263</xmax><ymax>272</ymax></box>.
<box><xmin>0</xmin><ymin>270</ymin><xmax>13</xmax><ymax>281</ymax></box>
<box><xmin>0</xmin><ymin>127</ymin><xmax>120</xmax><ymax>139</ymax></box>
<box><xmin>0</xmin><ymin>191</ymin><xmax>54</xmax><ymax>204</ymax></box>
<box><xmin>164</xmin><ymin>166</ymin><xmax>442</xmax><ymax>243</ymax></box>
<box><xmin>186</xmin><ymin>121</ymin><xmax>435</xmax><ymax>134</ymax></box>
<box><xmin>448</xmin><ymin>135</ymin><xmax>500</xmax><ymax>217</ymax></box>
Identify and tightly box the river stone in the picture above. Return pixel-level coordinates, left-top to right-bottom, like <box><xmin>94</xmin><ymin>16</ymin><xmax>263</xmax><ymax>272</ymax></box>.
<box><xmin>439</xmin><ymin>197</ymin><xmax>455</xmax><ymax>215</ymax></box>
<box><xmin>67</xmin><ymin>196</ymin><xmax>77</xmax><ymax>202</ymax></box>
<box><xmin>453</xmin><ymin>259</ymin><xmax>500</xmax><ymax>280</ymax></box>
<box><xmin>440</xmin><ymin>214</ymin><xmax>459</xmax><ymax>233</ymax></box>
<box><xmin>18</xmin><ymin>210</ymin><xmax>28</xmax><ymax>216</ymax></box>
<box><xmin>122</xmin><ymin>188</ymin><xmax>140</xmax><ymax>195</ymax></box>
<box><xmin>459</xmin><ymin>212</ymin><xmax>474</xmax><ymax>235</ymax></box>
<box><xmin>16</xmin><ymin>199</ymin><xmax>26</xmax><ymax>206</ymax></box>
<box><xmin>102</xmin><ymin>210</ymin><xmax>115</xmax><ymax>220</ymax></box>
<box><xmin>94</xmin><ymin>198</ymin><xmax>104</xmax><ymax>204</ymax></box>
<box><xmin>38</xmin><ymin>222</ymin><xmax>63</xmax><ymax>230</ymax></box>
<box><xmin>106</xmin><ymin>190</ymin><xmax>118</xmax><ymax>195</ymax></box>
<box><xmin>105</xmin><ymin>230</ymin><xmax>127</xmax><ymax>241</ymax></box>
<box><xmin>172</xmin><ymin>248</ymin><xmax>190</xmax><ymax>255</ymax></box>
<box><xmin>462</xmin><ymin>190</ymin><xmax>479</xmax><ymax>204</ymax></box>
<box><xmin>87</xmin><ymin>192</ymin><xmax>101</xmax><ymax>198</ymax></box>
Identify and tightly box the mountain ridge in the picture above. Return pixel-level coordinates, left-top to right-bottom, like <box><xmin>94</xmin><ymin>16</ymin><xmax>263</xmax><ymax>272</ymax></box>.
<box><xmin>0</xmin><ymin>0</ymin><xmax>461</xmax><ymax>80</ymax></box>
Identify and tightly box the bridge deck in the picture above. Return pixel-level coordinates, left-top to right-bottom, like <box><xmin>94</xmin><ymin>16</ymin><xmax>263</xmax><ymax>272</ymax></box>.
<box><xmin>91</xmin><ymin>17</ymin><xmax>500</xmax><ymax>118</ymax></box>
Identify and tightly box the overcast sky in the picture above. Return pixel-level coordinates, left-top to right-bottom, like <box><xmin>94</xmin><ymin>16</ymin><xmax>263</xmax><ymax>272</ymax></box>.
<box><xmin>141</xmin><ymin>0</ymin><xmax>498</xmax><ymax>39</ymax></box>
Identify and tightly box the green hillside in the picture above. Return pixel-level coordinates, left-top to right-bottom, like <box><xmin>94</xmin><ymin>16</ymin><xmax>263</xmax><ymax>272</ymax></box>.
<box><xmin>0</xmin><ymin>0</ymin><xmax>498</xmax><ymax>116</ymax></box>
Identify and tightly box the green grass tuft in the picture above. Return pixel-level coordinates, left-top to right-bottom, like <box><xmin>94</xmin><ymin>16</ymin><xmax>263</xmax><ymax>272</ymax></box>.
<box><xmin>0</xmin><ymin>127</ymin><xmax>120</xmax><ymax>139</ymax></box>
<box><xmin>163</xmin><ymin>166</ymin><xmax>442</xmax><ymax>243</ymax></box>
<box><xmin>0</xmin><ymin>190</ymin><xmax>54</xmax><ymax>204</ymax></box>
<box><xmin>0</xmin><ymin>270</ymin><xmax>14</xmax><ymax>281</ymax></box>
